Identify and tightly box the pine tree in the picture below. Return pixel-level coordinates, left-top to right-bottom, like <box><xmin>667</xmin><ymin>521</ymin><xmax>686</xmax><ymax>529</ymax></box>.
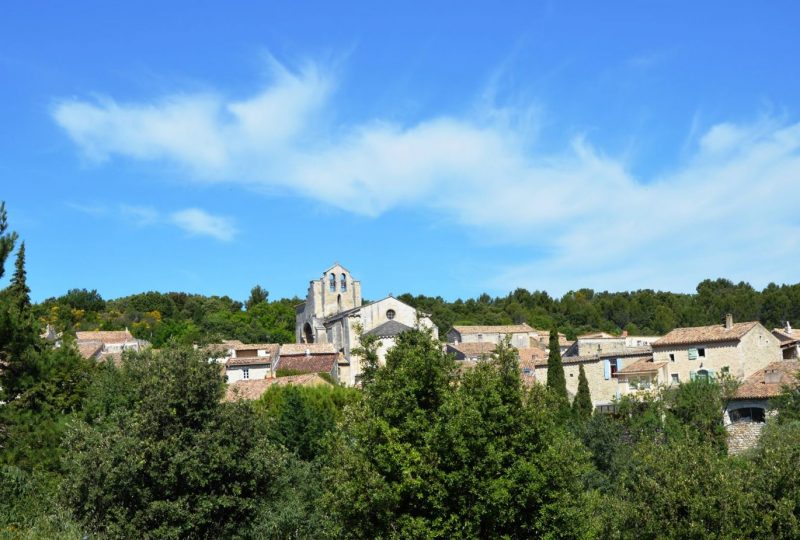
<box><xmin>9</xmin><ymin>242</ymin><xmax>31</xmax><ymax>309</ymax></box>
<box><xmin>546</xmin><ymin>328</ymin><xmax>569</xmax><ymax>409</ymax></box>
<box><xmin>245</xmin><ymin>285</ymin><xmax>268</xmax><ymax>310</ymax></box>
<box><xmin>572</xmin><ymin>364</ymin><xmax>593</xmax><ymax>419</ymax></box>
<box><xmin>0</xmin><ymin>201</ymin><xmax>18</xmax><ymax>279</ymax></box>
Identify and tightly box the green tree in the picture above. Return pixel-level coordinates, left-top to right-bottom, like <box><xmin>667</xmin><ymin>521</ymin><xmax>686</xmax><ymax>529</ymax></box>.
<box><xmin>546</xmin><ymin>328</ymin><xmax>569</xmax><ymax>410</ymax></box>
<box><xmin>0</xmin><ymin>201</ymin><xmax>17</xmax><ymax>280</ymax></box>
<box><xmin>573</xmin><ymin>363</ymin><xmax>593</xmax><ymax>419</ymax></box>
<box><xmin>62</xmin><ymin>346</ymin><xmax>289</xmax><ymax>539</ymax></box>
<box><xmin>246</xmin><ymin>284</ymin><xmax>269</xmax><ymax>310</ymax></box>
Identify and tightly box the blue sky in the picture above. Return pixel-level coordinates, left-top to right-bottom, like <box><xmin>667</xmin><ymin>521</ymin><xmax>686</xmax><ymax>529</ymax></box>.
<box><xmin>2</xmin><ymin>1</ymin><xmax>800</xmax><ymax>303</ymax></box>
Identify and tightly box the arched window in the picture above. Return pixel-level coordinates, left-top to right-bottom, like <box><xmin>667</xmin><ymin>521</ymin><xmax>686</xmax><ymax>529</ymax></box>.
<box><xmin>340</xmin><ymin>273</ymin><xmax>347</xmax><ymax>292</ymax></box>
<box><xmin>386</xmin><ymin>309</ymin><xmax>396</xmax><ymax>320</ymax></box>
<box><xmin>696</xmin><ymin>369</ymin><xmax>710</xmax><ymax>381</ymax></box>
<box><xmin>329</xmin><ymin>273</ymin><xmax>336</xmax><ymax>292</ymax></box>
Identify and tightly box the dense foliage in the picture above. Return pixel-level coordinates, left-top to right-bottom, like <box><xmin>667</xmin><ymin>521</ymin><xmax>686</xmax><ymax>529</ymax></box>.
<box><xmin>2</xmin><ymin>200</ymin><xmax>800</xmax><ymax>538</ymax></box>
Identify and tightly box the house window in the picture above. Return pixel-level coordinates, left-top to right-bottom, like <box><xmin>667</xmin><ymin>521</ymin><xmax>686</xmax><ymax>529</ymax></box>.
<box><xmin>386</xmin><ymin>309</ymin><xmax>396</xmax><ymax>320</ymax></box>
<box><xmin>698</xmin><ymin>348</ymin><xmax>706</xmax><ymax>358</ymax></box>
<box><xmin>242</xmin><ymin>368</ymin><xmax>250</xmax><ymax>380</ymax></box>
<box><xmin>522</xmin><ymin>368</ymin><xmax>532</xmax><ymax>376</ymax></box>
<box><xmin>477</xmin><ymin>333</ymin><xmax>482</xmax><ymax>342</ymax></box>
<box><xmin>721</xmin><ymin>366</ymin><xmax>730</xmax><ymax>374</ymax></box>
<box><xmin>669</xmin><ymin>353</ymin><xmax>675</xmax><ymax>362</ymax></box>
<box><xmin>695</xmin><ymin>369</ymin><xmax>709</xmax><ymax>382</ymax></box>
<box><xmin>729</xmin><ymin>407</ymin><xmax>765</xmax><ymax>423</ymax></box>
<box><xmin>340</xmin><ymin>273</ymin><xmax>347</xmax><ymax>292</ymax></box>
<box><xmin>610</xmin><ymin>359</ymin><xmax>619</xmax><ymax>376</ymax></box>
<box><xmin>329</xmin><ymin>273</ymin><xmax>336</xmax><ymax>292</ymax></box>
<box><xmin>671</xmin><ymin>373</ymin><xmax>680</xmax><ymax>385</ymax></box>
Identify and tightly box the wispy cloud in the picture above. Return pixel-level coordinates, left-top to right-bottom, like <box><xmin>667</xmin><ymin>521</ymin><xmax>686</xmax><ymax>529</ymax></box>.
<box><xmin>67</xmin><ymin>202</ymin><xmax>236</xmax><ymax>242</ymax></box>
<box><xmin>52</xmin><ymin>58</ymin><xmax>800</xmax><ymax>292</ymax></box>
<box><xmin>170</xmin><ymin>208</ymin><xmax>237</xmax><ymax>241</ymax></box>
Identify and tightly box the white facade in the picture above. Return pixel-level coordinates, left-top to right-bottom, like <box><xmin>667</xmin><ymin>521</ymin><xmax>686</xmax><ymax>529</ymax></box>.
<box><xmin>295</xmin><ymin>264</ymin><xmax>438</xmax><ymax>386</ymax></box>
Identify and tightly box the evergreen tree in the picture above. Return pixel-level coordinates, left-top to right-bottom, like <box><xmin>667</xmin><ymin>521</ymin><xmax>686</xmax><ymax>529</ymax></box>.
<box><xmin>245</xmin><ymin>284</ymin><xmax>269</xmax><ymax>310</ymax></box>
<box><xmin>546</xmin><ymin>328</ymin><xmax>569</xmax><ymax>409</ymax></box>
<box><xmin>9</xmin><ymin>242</ymin><xmax>30</xmax><ymax>309</ymax></box>
<box><xmin>573</xmin><ymin>363</ymin><xmax>593</xmax><ymax>419</ymax></box>
<box><xmin>0</xmin><ymin>201</ymin><xmax>17</xmax><ymax>280</ymax></box>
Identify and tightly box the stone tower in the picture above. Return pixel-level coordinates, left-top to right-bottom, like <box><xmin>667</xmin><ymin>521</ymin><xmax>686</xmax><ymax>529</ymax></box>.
<box><xmin>296</xmin><ymin>263</ymin><xmax>362</xmax><ymax>344</ymax></box>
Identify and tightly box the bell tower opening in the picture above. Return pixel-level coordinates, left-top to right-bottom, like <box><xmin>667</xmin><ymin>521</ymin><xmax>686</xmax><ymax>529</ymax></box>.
<box><xmin>303</xmin><ymin>322</ymin><xmax>314</xmax><ymax>344</ymax></box>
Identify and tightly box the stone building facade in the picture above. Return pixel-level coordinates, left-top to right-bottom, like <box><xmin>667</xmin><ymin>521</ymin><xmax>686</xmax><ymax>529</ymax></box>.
<box><xmin>295</xmin><ymin>263</ymin><xmax>438</xmax><ymax>386</ymax></box>
<box><xmin>651</xmin><ymin>316</ymin><xmax>781</xmax><ymax>385</ymax></box>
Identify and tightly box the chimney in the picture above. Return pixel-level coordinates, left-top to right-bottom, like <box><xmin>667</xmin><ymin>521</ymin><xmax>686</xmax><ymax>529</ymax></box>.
<box><xmin>765</xmin><ymin>369</ymin><xmax>782</xmax><ymax>385</ymax></box>
<box><xmin>725</xmin><ymin>313</ymin><xmax>733</xmax><ymax>330</ymax></box>
<box><xmin>621</xmin><ymin>330</ymin><xmax>628</xmax><ymax>337</ymax></box>
<box><xmin>786</xmin><ymin>321</ymin><xmax>793</xmax><ymax>335</ymax></box>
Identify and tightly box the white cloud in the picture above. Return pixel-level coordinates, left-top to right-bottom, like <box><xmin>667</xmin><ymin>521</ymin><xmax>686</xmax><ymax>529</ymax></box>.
<box><xmin>120</xmin><ymin>204</ymin><xmax>159</xmax><ymax>226</ymax></box>
<box><xmin>170</xmin><ymin>208</ymin><xmax>237</xmax><ymax>241</ymax></box>
<box><xmin>53</xmin><ymin>59</ymin><xmax>800</xmax><ymax>292</ymax></box>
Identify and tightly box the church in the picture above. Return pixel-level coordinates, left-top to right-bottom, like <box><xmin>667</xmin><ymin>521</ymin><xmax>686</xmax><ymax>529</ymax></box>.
<box><xmin>295</xmin><ymin>263</ymin><xmax>439</xmax><ymax>386</ymax></box>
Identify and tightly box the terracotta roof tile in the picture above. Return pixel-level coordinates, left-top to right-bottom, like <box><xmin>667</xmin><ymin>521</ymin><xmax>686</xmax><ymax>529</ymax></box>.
<box><xmin>653</xmin><ymin>322</ymin><xmax>759</xmax><ymax>347</ymax></box>
<box><xmin>447</xmin><ymin>342</ymin><xmax>497</xmax><ymax>357</ymax></box>
<box><xmin>77</xmin><ymin>341</ymin><xmax>103</xmax><ymax>359</ymax></box>
<box><xmin>617</xmin><ymin>358</ymin><xmax>667</xmax><ymax>375</ymax></box>
<box><xmin>226</xmin><ymin>356</ymin><xmax>274</xmax><ymax>367</ymax></box>
<box><xmin>734</xmin><ymin>361</ymin><xmax>799</xmax><ymax>399</ymax></box>
<box><xmin>277</xmin><ymin>353</ymin><xmax>338</xmax><ymax>374</ymax></box>
<box><xmin>224</xmin><ymin>374</ymin><xmax>332</xmax><ymax>402</ymax></box>
<box><xmin>452</xmin><ymin>323</ymin><xmax>534</xmax><ymax>335</ymax></box>
<box><xmin>234</xmin><ymin>343</ymin><xmax>280</xmax><ymax>354</ymax></box>
<box><xmin>279</xmin><ymin>343</ymin><xmax>336</xmax><ymax>355</ymax></box>
<box><xmin>76</xmin><ymin>330</ymin><xmax>135</xmax><ymax>344</ymax></box>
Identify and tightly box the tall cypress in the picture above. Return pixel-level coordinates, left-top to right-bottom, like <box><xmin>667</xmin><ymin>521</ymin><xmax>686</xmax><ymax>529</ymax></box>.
<box><xmin>0</xmin><ymin>201</ymin><xmax>18</xmax><ymax>279</ymax></box>
<box><xmin>573</xmin><ymin>364</ymin><xmax>593</xmax><ymax>419</ymax></box>
<box><xmin>10</xmin><ymin>241</ymin><xmax>31</xmax><ymax>309</ymax></box>
<box><xmin>546</xmin><ymin>328</ymin><xmax>569</xmax><ymax>408</ymax></box>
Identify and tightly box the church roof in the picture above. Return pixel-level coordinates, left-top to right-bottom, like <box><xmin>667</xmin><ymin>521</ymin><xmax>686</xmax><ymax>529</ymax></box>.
<box><xmin>364</xmin><ymin>320</ymin><xmax>413</xmax><ymax>338</ymax></box>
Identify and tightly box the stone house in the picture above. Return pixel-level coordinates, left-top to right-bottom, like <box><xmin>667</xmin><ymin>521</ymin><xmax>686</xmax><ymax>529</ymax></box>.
<box><xmin>772</xmin><ymin>322</ymin><xmax>800</xmax><ymax>360</ymax></box>
<box><xmin>446</xmin><ymin>342</ymin><xmax>497</xmax><ymax>362</ymax></box>
<box><xmin>447</xmin><ymin>324</ymin><xmax>537</xmax><ymax>349</ymax></box>
<box><xmin>725</xmin><ymin>360</ymin><xmax>799</xmax><ymax>454</ymax></box>
<box><xmin>651</xmin><ymin>315</ymin><xmax>781</xmax><ymax>386</ymax></box>
<box><xmin>276</xmin><ymin>343</ymin><xmax>339</xmax><ymax>380</ymax></box>
<box><xmin>532</xmin><ymin>348</ymin><xmax>653</xmax><ymax>409</ymax></box>
<box><xmin>564</xmin><ymin>332</ymin><xmax>661</xmax><ymax>358</ymax></box>
<box><xmin>295</xmin><ymin>264</ymin><xmax>437</xmax><ymax>386</ymax></box>
<box><xmin>75</xmin><ymin>329</ymin><xmax>150</xmax><ymax>362</ymax></box>
<box><xmin>224</xmin><ymin>343</ymin><xmax>279</xmax><ymax>383</ymax></box>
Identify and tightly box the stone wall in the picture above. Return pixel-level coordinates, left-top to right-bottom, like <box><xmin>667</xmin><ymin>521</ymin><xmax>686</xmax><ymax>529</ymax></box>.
<box><xmin>726</xmin><ymin>421</ymin><xmax>765</xmax><ymax>455</ymax></box>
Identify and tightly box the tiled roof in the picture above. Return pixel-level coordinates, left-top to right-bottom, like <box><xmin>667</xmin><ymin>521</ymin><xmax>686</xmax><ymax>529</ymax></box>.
<box><xmin>76</xmin><ymin>330</ymin><xmax>135</xmax><ymax>344</ymax></box>
<box><xmin>226</xmin><ymin>356</ymin><xmax>274</xmax><ymax>367</ymax></box>
<box><xmin>224</xmin><ymin>373</ymin><xmax>333</xmax><ymax>402</ymax></box>
<box><xmin>278</xmin><ymin>353</ymin><xmax>338</xmax><ymax>374</ymax></box>
<box><xmin>517</xmin><ymin>347</ymin><xmax>548</xmax><ymax>370</ymax></box>
<box><xmin>734</xmin><ymin>361</ymin><xmax>799</xmax><ymax>399</ymax></box>
<box><xmin>77</xmin><ymin>341</ymin><xmax>103</xmax><ymax>359</ymax></box>
<box><xmin>578</xmin><ymin>332</ymin><xmax>618</xmax><ymax>339</ymax></box>
<box><xmin>652</xmin><ymin>322</ymin><xmax>759</xmax><ymax>347</ymax></box>
<box><xmin>773</xmin><ymin>328</ymin><xmax>800</xmax><ymax>343</ymax></box>
<box><xmin>221</xmin><ymin>339</ymin><xmax>245</xmax><ymax>348</ymax></box>
<box><xmin>234</xmin><ymin>343</ymin><xmax>280</xmax><ymax>354</ymax></box>
<box><xmin>617</xmin><ymin>358</ymin><xmax>667</xmax><ymax>375</ymax></box>
<box><xmin>279</xmin><ymin>343</ymin><xmax>336</xmax><ymax>355</ymax></box>
<box><xmin>447</xmin><ymin>342</ymin><xmax>497</xmax><ymax>357</ymax></box>
<box><xmin>452</xmin><ymin>323</ymin><xmax>534</xmax><ymax>335</ymax></box>
<box><xmin>364</xmin><ymin>320</ymin><xmax>412</xmax><ymax>338</ymax></box>
<box><xmin>533</xmin><ymin>352</ymin><xmax>651</xmax><ymax>368</ymax></box>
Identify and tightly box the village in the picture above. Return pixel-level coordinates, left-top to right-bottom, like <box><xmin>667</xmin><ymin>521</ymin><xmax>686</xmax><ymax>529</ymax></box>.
<box><xmin>64</xmin><ymin>262</ymin><xmax>800</xmax><ymax>455</ymax></box>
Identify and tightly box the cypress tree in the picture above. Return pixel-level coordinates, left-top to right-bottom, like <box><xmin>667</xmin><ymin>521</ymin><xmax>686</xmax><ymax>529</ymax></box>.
<box><xmin>0</xmin><ymin>201</ymin><xmax>17</xmax><ymax>279</ymax></box>
<box><xmin>546</xmin><ymin>328</ymin><xmax>569</xmax><ymax>408</ymax></box>
<box><xmin>573</xmin><ymin>364</ymin><xmax>593</xmax><ymax>419</ymax></box>
<box><xmin>9</xmin><ymin>242</ymin><xmax>31</xmax><ymax>309</ymax></box>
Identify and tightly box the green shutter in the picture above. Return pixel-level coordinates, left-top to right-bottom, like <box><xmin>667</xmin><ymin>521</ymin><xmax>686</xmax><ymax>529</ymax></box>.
<box><xmin>688</xmin><ymin>348</ymin><xmax>698</xmax><ymax>360</ymax></box>
<box><xmin>689</xmin><ymin>370</ymin><xmax>697</xmax><ymax>381</ymax></box>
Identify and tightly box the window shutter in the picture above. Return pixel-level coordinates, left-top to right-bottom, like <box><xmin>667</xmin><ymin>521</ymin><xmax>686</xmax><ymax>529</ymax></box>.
<box><xmin>689</xmin><ymin>370</ymin><xmax>696</xmax><ymax>381</ymax></box>
<box><xmin>616</xmin><ymin>358</ymin><xmax>624</xmax><ymax>371</ymax></box>
<box><xmin>707</xmin><ymin>369</ymin><xmax>716</xmax><ymax>380</ymax></box>
<box><xmin>688</xmin><ymin>348</ymin><xmax>698</xmax><ymax>360</ymax></box>
<box><xmin>603</xmin><ymin>360</ymin><xmax>611</xmax><ymax>380</ymax></box>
